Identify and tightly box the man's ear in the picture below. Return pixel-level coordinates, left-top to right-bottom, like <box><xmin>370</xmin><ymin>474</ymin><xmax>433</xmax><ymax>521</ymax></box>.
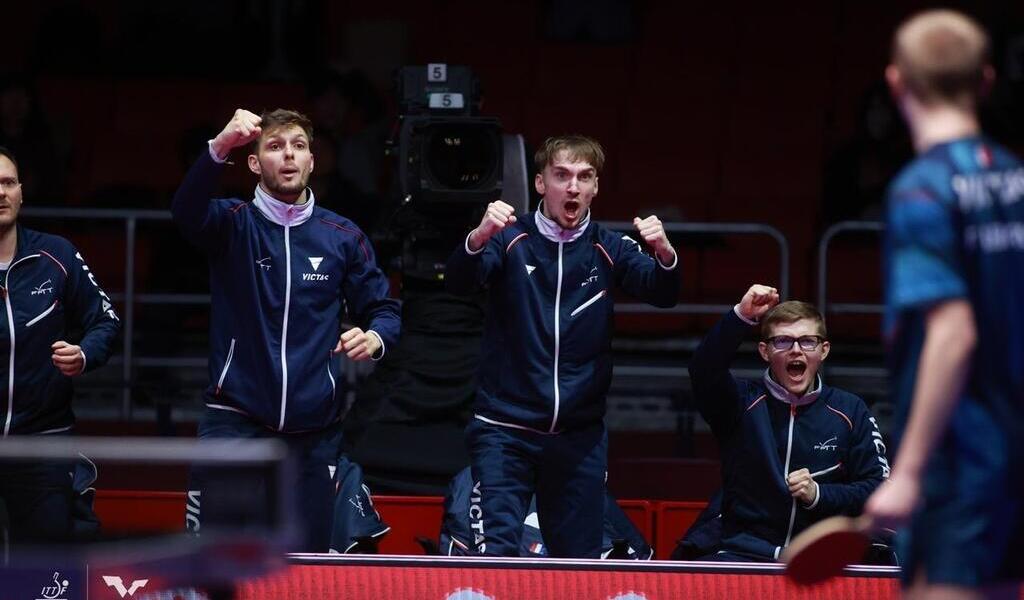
<box><xmin>758</xmin><ymin>341</ymin><xmax>770</xmax><ymax>363</ymax></box>
<box><xmin>980</xmin><ymin>64</ymin><xmax>996</xmax><ymax>99</ymax></box>
<box><xmin>885</xmin><ymin>64</ymin><xmax>903</xmax><ymax>100</ymax></box>
<box><xmin>248</xmin><ymin>154</ymin><xmax>261</xmax><ymax>176</ymax></box>
<box><xmin>820</xmin><ymin>340</ymin><xmax>830</xmax><ymax>362</ymax></box>
<box><xmin>534</xmin><ymin>172</ymin><xmax>545</xmax><ymax>196</ymax></box>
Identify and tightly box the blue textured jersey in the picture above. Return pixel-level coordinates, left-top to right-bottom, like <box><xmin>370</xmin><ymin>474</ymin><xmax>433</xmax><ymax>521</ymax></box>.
<box><xmin>883</xmin><ymin>136</ymin><xmax>1024</xmax><ymax>474</ymax></box>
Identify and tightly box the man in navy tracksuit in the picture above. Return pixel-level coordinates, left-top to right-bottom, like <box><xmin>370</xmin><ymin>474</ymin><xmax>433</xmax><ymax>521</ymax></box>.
<box><xmin>172</xmin><ymin>109</ymin><xmax>400</xmax><ymax>551</ymax></box>
<box><xmin>689</xmin><ymin>284</ymin><xmax>889</xmax><ymax>561</ymax></box>
<box><xmin>0</xmin><ymin>147</ymin><xmax>120</xmax><ymax>542</ymax></box>
<box><xmin>446</xmin><ymin>135</ymin><xmax>680</xmax><ymax>557</ymax></box>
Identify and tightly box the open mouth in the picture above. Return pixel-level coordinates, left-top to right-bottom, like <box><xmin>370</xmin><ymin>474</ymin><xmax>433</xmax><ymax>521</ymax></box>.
<box><xmin>564</xmin><ymin>199</ymin><xmax>581</xmax><ymax>219</ymax></box>
<box><xmin>786</xmin><ymin>360</ymin><xmax>807</xmax><ymax>379</ymax></box>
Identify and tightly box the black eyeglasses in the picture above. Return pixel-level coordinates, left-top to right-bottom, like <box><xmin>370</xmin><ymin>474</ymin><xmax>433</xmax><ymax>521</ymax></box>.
<box><xmin>765</xmin><ymin>335</ymin><xmax>824</xmax><ymax>351</ymax></box>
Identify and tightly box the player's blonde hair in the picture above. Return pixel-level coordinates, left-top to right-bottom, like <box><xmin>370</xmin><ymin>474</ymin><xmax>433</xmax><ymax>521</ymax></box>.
<box><xmin>892</xmin><ymin>10</ymin><xmax>990</xmax><ymax>108</ymax></box>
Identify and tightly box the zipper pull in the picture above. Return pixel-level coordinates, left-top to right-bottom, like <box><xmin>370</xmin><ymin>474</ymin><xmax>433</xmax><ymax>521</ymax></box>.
<box><xmin>790</xmin><ymin>404</ymin><xmax>797</xmax><ymax>417</ymax></box>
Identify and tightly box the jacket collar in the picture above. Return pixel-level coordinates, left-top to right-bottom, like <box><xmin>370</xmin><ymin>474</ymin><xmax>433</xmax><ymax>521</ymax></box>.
<box><xmin>535</xmin><ymin>201</ymin><xmax>591</xmax><ymax>243</ymax></box>
<box><xmin>763</xmin><ymin>369</ymin><xmax>822</xmax><ymax>407</ymax></box>
<box><xmin>253</xmin><ymin>185</ymin><xmax>315</xmax><ymax>227</ymax></box>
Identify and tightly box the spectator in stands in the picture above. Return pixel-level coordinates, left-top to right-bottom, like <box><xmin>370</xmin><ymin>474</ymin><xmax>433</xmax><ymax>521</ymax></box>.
<box><xmin>0</xmin><ymin>146</ymin><xmax>120</xmax><ymax>543</ymax></box>
<box><xmin>172</xmin><ymin>108</ymin><xmax>400</xmax><ymax>552</ymax></box>
<box><xmin>865</xmin><ymin>10</ymin><xmax>1024</xmax><ymax>596</ymax></box>
<box><xmin>688</xmin><ymin>284</ymin><xmax>888</xmax><ymax>561</ymax></box>
<box><xmin>445</xmin><ymin>135</ymin><xmax>680</xmax><ymax>557</ymax></box>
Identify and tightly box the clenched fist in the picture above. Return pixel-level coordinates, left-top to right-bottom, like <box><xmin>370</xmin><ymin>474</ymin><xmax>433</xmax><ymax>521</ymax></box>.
<box><xmin>468</xmin><ymin>201</ymin><xmax>516</xmax><ymax>252</ymax></box>
<box><xmin>632</xmin><ymin>215</ymin><xmax>676</xmax><ymax>266</ymax></box>
<box><xmin>52</xmin><ymin>341</ymin><xmax>85</xmax><ymax>376</ymax></box>
<box><xmin>787</xmin><ymin>468</ymin><xmax>819</xmax><ymax>506</ymax></box>
<box><xmin>333</xmin><ymin>327</ymin><xmax>381</xmax><ymax>361</ymax></box>
<box><xmin>738</xmin><ymin>284</ymin><xmax>780</xmax><ymax>322</ymax></box>
<box><xmin>210</xmin><ymin>109</ymin><xmax>263</xmax><ymax>160</ymax></box>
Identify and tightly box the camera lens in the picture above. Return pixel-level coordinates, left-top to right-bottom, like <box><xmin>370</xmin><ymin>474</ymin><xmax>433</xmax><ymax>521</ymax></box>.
<box><xmin>424</xmin><ymin>124</ymin><xmax>499</xmax><ymax>190</ymax></box>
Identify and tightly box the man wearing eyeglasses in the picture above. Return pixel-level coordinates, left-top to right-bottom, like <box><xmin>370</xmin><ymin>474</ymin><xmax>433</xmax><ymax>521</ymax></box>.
<box><xmin>0</xmin><ymin>146</ymin><xmax>120</xmax><ymax>543</ymax></box>
<box><xmin>688</xmin><ymin>284</ymin><xmax>889</xmax><ymax>561</ymax></box>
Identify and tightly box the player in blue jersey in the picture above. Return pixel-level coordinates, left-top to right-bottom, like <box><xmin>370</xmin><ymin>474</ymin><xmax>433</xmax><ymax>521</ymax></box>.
<box><xmin>865</xmin><ymin>9</ymin><xmax>1024</xmax><ymax>597</ymax></box>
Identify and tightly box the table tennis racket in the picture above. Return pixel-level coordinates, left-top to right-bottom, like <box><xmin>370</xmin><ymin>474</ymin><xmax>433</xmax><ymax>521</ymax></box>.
<box><xmin>781</xmin><ymin>515</ymin><xmax>872</xmax><ymax>585</ymax></box>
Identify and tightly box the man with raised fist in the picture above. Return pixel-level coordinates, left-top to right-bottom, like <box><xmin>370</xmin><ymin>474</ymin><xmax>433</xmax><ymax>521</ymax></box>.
<box><xmin>172</xmin><ymin>108</ymin><xmax>400</xmax><ymax>551</ymax></box>
<box><xmin>689</xmin><ymin>284</ymin><xmax>889</xmax><ymax>561</ymax></box>
<box><xmin>445</xmin><ymin>135</ymin><xmax>680</xmax><ymax>557</ymax></box>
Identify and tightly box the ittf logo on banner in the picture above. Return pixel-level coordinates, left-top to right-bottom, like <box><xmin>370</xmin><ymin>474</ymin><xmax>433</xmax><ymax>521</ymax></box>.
<box><xmin>101</xmin><ymin>576</ymin><xmax>149</xmax><ymax>598</ymax></box>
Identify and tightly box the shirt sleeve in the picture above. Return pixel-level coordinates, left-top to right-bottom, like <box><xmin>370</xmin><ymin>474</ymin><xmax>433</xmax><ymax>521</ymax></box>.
<box><xmin>445</xmin><ymin>229</ymin><xmax>506</xmax><ymax>295</ymax></box>
<box><xmin>340</xmin><ymin>227</ymin><xmax>401</xmax><ymax>353</ymax></box>
<box><xmin>886</xmin><ymin>186</ymin><xmax>968</xmax><ymax>312</ymax></box>
<box><xmin>811</xmin><ymin>401</ymin><xmax>889</xmax><ymax>515</ymax></box>
<box><xmin>605</xmin><ymin>230</ymin><xmax>680</xmax><ymax>308</ymax></box>
<box><xmin>688</xmin><ymin>309</ymin><xmax>752</xmax><ymax>439</ymax></box>
<box><xmin>171</xmin><ymin>151</ymin><xmax>235</xmax><ymax>253</ymax></box>
<box><xmin>65</xmin><ymin>245</ymin><xmax>121</xmax><ymax>372</ymax></box>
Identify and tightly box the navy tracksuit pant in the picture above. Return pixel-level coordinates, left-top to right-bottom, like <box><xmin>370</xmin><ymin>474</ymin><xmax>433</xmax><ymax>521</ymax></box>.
<box><xmin>186</xmin><ymin>407</ymin><xmax>342</xmax><ymax>552</ymax></box>
<box><xmin>0</xmin><ymin>457</ymin><xmax>74</xmax><ymax>543</ymax></box>
<box><xmin>466</xmin><ymin>418</ymin><xmax>607</xmax><ymax>558</ymax></box>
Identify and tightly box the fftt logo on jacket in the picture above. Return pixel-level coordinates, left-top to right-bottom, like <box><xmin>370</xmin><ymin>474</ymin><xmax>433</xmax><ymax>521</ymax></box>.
<box><xmin>303</xmin><ymin>256</ymin><xmax>329</xmax><ymax>281</ymax></box>
<box><xmin>101</xmin><ymin>576</ymin><xmax>148</xmax><ymax>598</ymax></box>
<box><xmin>813</xmin><ymin>436</ymin><xmax>838</xmax><ymax>451</ymax></box>
<box><xmin>32</xmin><ymin>279</ymin><xmax>53</xmax><ymax>295</ymax></box>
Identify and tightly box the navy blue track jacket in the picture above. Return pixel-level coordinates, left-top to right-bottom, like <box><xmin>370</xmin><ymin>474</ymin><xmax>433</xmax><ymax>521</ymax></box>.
<box><xmin>689</xmin><ymin>309</ymin><xmax>889</xmax><ymax>560</ymax></box>
<box><xmin>0</xmin><ymin>226</ymin><xmax>120</xmax><ymax>435</ymax></box>
<box><xmin>172</xmin><ymin>152</ymin><xmax>400</xmax><ymax>432</ymax></box>
<box><xmin>446</xmin><ymin>213</ymin><xmax>679</xmax><ymax>432</ymax></box>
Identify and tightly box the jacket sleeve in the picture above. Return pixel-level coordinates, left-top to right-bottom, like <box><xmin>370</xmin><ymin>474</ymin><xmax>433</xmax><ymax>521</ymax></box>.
<box><xmin>170</xmin><ymin>149</ymin><xmax>233</xmax><ymax>253</ymax></box>
<box><xmin>444</xmin><ymin>230</ymin><xmax>506</xmax><ymax>295</ymax></box>
<box><xmin>340</xmin><ymin>227</ymin><xmax>401</xmax><ymax>358</ymax></box>
<box><xmin>811</xmin><ymin>401</ymin><xmax>889</xmax><ymax>515</ymax></box>
<box><xmin>65</xmin><ymin>245</ymin><xmax>121</xmax><ymax>372</ymax></box>
<box><xmin>688</xmin><ymin>309</ymin><xmax>751</xmax><ymax>438</ymax></box>
<box><xmin>605</xmin><ymin>230</ymin><xmax>679</xmax><ymax>308</ymax></box>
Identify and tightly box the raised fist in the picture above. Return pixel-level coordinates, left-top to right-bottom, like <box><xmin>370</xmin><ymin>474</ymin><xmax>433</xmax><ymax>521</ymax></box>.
<box><xmin>210</xmin><ymin>109</ymin><xmax>263</xmax><ymax>159</ymax></box>
<box><xmin>632</xmin><ymin>215</ymin><xmax>676</xmax><ymax>266</ymax></box>
<box><xmin>468</xmin><ymin>200</ymin><xmax>516</xmax><ymax>251</ymax></box>
<box><xmin>738</xmin><ymin>284</ymin><xmax>780</xmax><ymax>322</ymax></box>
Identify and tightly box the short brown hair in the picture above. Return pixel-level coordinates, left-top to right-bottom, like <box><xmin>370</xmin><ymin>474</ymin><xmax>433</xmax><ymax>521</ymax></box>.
<box><xmin>892</xmin><ymin>10</ymin><xmax>990</xmax><ymax>107</ymax></box>
<box><xmin>534</xmin><ymin>135</ymin><xmax>605</xmax><ymax>173</ymax></box>
<box><xmin>760</xmin><ymin>301</ymin><xmax>827</xmax><ymax>340</ymax></box>
<box><xmin>251</xmin><ymin>108</ymin><xmax>314</xmax><ymax>153</ymax></box>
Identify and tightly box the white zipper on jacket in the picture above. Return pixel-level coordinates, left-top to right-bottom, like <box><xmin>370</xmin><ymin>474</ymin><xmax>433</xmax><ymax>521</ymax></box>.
<box><xmin>2</xmin><ymin>255</ymin><xmax>41</xmax><ymax>436</ymax></box>
<box><xmin>278</xmin><ymin>225</ymin><xmax>292</xmax><ymax>431</ymax></box>
<box><xmin>215</xmin><ymin>338</ymin><xmax>236</xmax><ymax>394</ymax></box>
<box><xmin>549</xmin><ymin>241</ymin><xmax>564</xmax><ymax>433</ymax></box>
<box><xmin>782</xmin><ymin>403</ymin><xmax>798</xmax><ymax>547</ymax></box>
